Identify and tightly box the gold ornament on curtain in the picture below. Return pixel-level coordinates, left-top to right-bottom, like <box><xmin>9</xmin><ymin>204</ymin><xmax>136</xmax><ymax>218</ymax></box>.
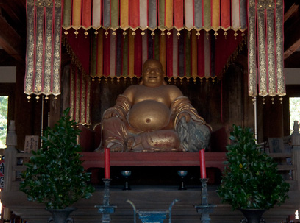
<box><xmin>248</xmin><ymin>0</ymin><xmax>286</xmax><ymax>98</ymax></box>
<box><xmin>24</xmin><ymin>0</ymin><xmax>62</xmax><ymax>99</ymax></box>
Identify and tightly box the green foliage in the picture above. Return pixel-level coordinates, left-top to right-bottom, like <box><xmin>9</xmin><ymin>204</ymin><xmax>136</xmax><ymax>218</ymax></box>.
<box><xmin>20</xmin><ymin>108</ymin><xmax>95</xmax><ymax>209</ymax></box>
<box><xmin>217</xmin><ymin>125</ymin><xmax>290</xmax><ymax>210</ymax></box>
<box><xmin>0</xmin><ymin>96</ymin><xmax>8</xmax><ymax>148</ymax></box>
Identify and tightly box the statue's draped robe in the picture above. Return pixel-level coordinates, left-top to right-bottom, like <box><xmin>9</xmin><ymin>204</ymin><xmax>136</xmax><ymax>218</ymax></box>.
<box><xmin>102</xmin><ymin>95</ymin><xmax>212</xmax><ymax>152</ymax></box>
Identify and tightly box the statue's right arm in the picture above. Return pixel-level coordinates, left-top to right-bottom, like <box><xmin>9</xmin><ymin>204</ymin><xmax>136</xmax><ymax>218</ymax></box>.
<box><xmin>102</xmin><ymin>93</ymin><xmax>132</xmax><ymax>121</ymax></box>
<box><xmin>123</xmin><ymin>86</ymin><xmax>135</xmax><ymax>104</ymax></box>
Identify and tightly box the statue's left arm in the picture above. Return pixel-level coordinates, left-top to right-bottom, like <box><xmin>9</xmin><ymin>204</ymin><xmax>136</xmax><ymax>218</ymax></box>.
<box><xmin>171</xmin><ymin>95</ymin><xmax>212</xmax><ymax>151</ymax></box>
<box><xmin>171</xmin><ymin>96</ymin><xmax>212</xmax><ymax>131</ymax></box>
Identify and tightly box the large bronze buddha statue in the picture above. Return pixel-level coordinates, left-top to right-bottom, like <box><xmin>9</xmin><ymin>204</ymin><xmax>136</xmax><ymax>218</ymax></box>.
<box><xmin>101</xmin><ymin>59</ymin><xmax>212</xmax><ymax>152</ymax></box>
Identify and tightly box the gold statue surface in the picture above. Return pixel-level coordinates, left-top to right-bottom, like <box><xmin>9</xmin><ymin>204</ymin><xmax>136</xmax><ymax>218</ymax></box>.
<box><xmin>102</xmin><ymin>59</ymin><xmax>212</xmax><ymax>152</ymax></box>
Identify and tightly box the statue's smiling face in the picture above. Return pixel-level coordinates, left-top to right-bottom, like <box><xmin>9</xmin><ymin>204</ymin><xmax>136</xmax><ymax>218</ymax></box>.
<box><xmin>142</xmin><ymin>59</ymin><xmax>164</xmax><ymax>87</ymax></box>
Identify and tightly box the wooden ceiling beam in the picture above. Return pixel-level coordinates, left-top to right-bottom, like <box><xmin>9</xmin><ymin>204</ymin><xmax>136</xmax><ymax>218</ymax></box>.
<box><xmin>284</xmin><ymin>39</ymin><xmax>300</xmax><ymax>60</ymax></box>
<box><xmin>285</xmin><ymin>3</ymin><xmax>299</xmax><ymax>22</ymax></box>
<box><xmin>0</xmin><ymin>14</ymin><xmax>24</xmax><ymax>62</ymax></box>
<box><xmin>284</xmin><ymin>4</ymin><xmax>300</xmax><ymax>60</ymax></box>
<box><xmin>0</xmin><ymin>0</ymin><xmax>26</xmax><ymax>27</ymax></box>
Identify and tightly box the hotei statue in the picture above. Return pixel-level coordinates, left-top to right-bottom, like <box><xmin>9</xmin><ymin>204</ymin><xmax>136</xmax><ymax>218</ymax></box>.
<box><xmin>101</xmin><ymin>59</ymin><xmax>212</xmax><ymax>152</ymax></box>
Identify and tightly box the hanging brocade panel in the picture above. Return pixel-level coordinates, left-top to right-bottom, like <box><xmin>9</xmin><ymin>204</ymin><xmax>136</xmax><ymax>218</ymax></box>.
<box><xmin>248</xmin><ymin>0</ymin><xmax>286</xmax><ymax>97</ymax></box>
<box><xmin>62</xmin><ymin>0</ymin><xmax>247</xmax><ymax>33</ymax></box>
<box><xmin>25</xmin><ymin>0</ymin><xmax>62</xmax><ymax>98</ymax></box>
<box><xmin>69</xmin><ymin>65</ymin><xmax>92</xmax><ymax>125</ymax></box>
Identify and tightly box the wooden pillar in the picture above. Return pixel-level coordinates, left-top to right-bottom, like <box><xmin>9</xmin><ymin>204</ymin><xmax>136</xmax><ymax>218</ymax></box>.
<box><xmin>4</xmin><ymin>121</ymin><xmax>17</xmax><ymax>192</ymax></box>
<box><xmin>292</xmin><ymin>121</ymin><xmax>300</xmax><ymax>191</ymax></box>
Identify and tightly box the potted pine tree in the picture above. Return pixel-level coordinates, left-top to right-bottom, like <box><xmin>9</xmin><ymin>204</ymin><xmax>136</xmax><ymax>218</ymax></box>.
<box><xmin>20</xmin><ymin>108</ymin><xmax>95</xmax><ymax>223</ymax></box>
<box><xmin>217</xmin><ymin>125</ymin><xmax>290</xmax><ymax>223</ymax></box>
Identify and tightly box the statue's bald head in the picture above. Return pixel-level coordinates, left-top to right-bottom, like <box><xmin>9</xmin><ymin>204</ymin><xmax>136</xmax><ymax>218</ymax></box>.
<box><xmin>142</xmin><ymin>59</ymin><xmax>164</xmax><ymax>87</ymax></box>
<box><xmin>142</xmin><ymin>59</ymin><xmax>163</xmax><ymax>73</ymax></box>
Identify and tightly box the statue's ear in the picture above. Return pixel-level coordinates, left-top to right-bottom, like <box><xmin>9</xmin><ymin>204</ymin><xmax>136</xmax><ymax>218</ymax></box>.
<box><xmin>163</xmin><ymin>81</ymin><xmax>167</xmax><ymax>85</ymax></box>
<box><xmin>139</xmin><ymin>80</ymin><xmax>144</xmax><ymax>85</ymax></box>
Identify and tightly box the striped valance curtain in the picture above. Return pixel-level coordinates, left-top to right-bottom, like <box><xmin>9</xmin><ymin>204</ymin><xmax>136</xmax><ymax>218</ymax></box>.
<box><xmin>88</xmin><ymin>28</ymin><xmax>244</xmax><ymax>79</ymax></box>
<box><xmin>62</xmin><ymin>0</ymin><xmax>247</xmax><ymax>33</ymax></box>
<box><xmin>65</xmin><ymin>28</ymin><xmax>244</xmax><ymax>80</ymax></box>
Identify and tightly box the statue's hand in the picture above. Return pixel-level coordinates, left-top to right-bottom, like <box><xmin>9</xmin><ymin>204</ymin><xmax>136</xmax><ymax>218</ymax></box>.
<box><xmin>103</xmin><ymin>109</ymin><xmax>120</xmax><ymax>119</ymax></box>
<box><xmin>178</xmin><ymin>112</ymin><xmax>191</xmax><ymax>123</ymax></box>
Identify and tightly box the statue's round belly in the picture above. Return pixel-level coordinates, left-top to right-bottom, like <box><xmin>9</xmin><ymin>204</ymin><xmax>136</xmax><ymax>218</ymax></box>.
<box><xmin>128</xmin><ymin>100</ymin><xmax>171</xmax><ymax>131</ymax></box>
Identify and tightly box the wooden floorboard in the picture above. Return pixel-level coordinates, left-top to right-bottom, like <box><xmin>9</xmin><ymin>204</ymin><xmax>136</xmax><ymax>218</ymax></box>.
<box><xmin>2</xmin><ymin>184</ymin><xmax>298</xmax><ymax>223</ymax></box>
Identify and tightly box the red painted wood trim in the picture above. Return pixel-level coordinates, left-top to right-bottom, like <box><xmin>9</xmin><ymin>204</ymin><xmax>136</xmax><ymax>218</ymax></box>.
<box><xmin>80</xmin><ymin>152</ymin><xmax>227</xmax><ymax>170</ymax></box>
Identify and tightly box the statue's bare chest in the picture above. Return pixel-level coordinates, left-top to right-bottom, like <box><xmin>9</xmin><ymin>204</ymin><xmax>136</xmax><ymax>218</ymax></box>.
<box><xmin>132</xmin><ymin>86</ymin><xmax>171</xmax><ymax>106</ymax></box>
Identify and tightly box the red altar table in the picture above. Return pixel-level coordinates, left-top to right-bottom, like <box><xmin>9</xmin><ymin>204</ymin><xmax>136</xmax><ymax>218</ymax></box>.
<box><xmin>80</xmin><ymin>152</ymin><xmax>227</xmax><ymax>171</ymax></box>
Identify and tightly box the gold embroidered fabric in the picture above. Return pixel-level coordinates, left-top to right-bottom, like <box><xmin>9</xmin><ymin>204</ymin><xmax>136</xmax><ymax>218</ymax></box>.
<box><xmin>266</xmin><ymin>4</ymin><xmax>276</xmax><ymax>96</ymax></box>
<box><xmin>24</xmin><ymin>0</ymin><xmax>62</xmax><ymax>97</ymax></box>
<box><xmin>44</xmin><ymin>5</ymin><xmax>54</xmax><ymax>95</ymax></box>
<box><xmin>69</xmin><ymin>66</ymin><xmax>92</xmax><ymax>125</ymax></box>
<box><xmin>24</xmin><ymin>1</ymin><xmax>35</xmax><ymax>95</ymax></box>
<box><xmin>275</xmin><ymin>0</ymin><xmax>286</xmax><ymax>96</ymax></box>
<box><xmin>53</xmin><ymin>3</ymin><xmax>62</xmax><ymax>96</ymax></box>
<box><xmin>34</xmin><ymin>6</ymin><xmax>44</xmax><ymax>94</ymax></box>
<box><xmin>248</xmin><ymin>0</ymin><xmax>286</xmax><ymax>97</ymax></box>
<box><xmin>248</xmin><ymin>0</ymin><xmax>257</xmax><ymax>97</ymax></box>
<box><xmin>257</xmin><ymin>5</ymin><xmax>267</xmax><ymax>97</ymax></box>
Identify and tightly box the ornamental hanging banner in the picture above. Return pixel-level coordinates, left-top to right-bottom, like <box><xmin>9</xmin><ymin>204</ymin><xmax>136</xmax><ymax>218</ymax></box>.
<box><xmin>65</xmin><ymin>28</ymin><xmax>245</xmax><ymax>80</ymax></box>
<box><xmin>69</xmin><ymin>65</ymin><xmax>92</xmax><ymax>125</ymax></box>
<box><xmin>62</xmin><ymin>0</ymin><xmax>247</xmax><ymax>34</ymax></box>
<box><xmin>248</xmin><ymin>0</ymin><xmax>286</xmax><ymax>97</ymax></box>
<box><xmin>24</xmin><ymin>0</ymin><xmax>62</xmax><ymax>99</ymax></box>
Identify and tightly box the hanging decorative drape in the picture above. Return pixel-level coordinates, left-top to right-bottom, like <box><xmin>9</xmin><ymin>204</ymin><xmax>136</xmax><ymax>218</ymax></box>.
<box><xmin>88</xmin><ymin>29</ymin><xmax>245</xmax><ymax>79</ymax></box>
<box><xmin>62</xmin><ymin>0</ymin><xmax>247</xmax><ymax>34</ymax></box>
<box><xmin>24</xmin><ymin>0</ymin><xmax>62</xmax><ymax>99</ymax></box>
<box><xmin>69</xmin><ymin>65</ymin><xmax>92</xmax><ymax>125</ymax></box>
<box><xmin>248</xmin><ymin>0</ymin><xmax>286</xmax><ymax>97</ymax></box>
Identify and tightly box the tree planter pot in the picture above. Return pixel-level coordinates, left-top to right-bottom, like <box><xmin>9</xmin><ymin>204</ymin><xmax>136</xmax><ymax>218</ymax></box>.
<box><xmin>240</xmin><ymin>209</ymin><xmax>265</xmax><ymax>223</ymax></box>
<box><xmin>47</xmin><ymin>207</ymin><xmax>76</xmax><ymax>223</ymax></box>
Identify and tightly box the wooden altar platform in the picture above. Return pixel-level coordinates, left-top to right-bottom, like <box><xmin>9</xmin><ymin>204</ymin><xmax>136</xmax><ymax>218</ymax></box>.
<box><xmin>80</xmin><ymin>152</ymin><xmax>227</xmax><ymax>170</ymax></box>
